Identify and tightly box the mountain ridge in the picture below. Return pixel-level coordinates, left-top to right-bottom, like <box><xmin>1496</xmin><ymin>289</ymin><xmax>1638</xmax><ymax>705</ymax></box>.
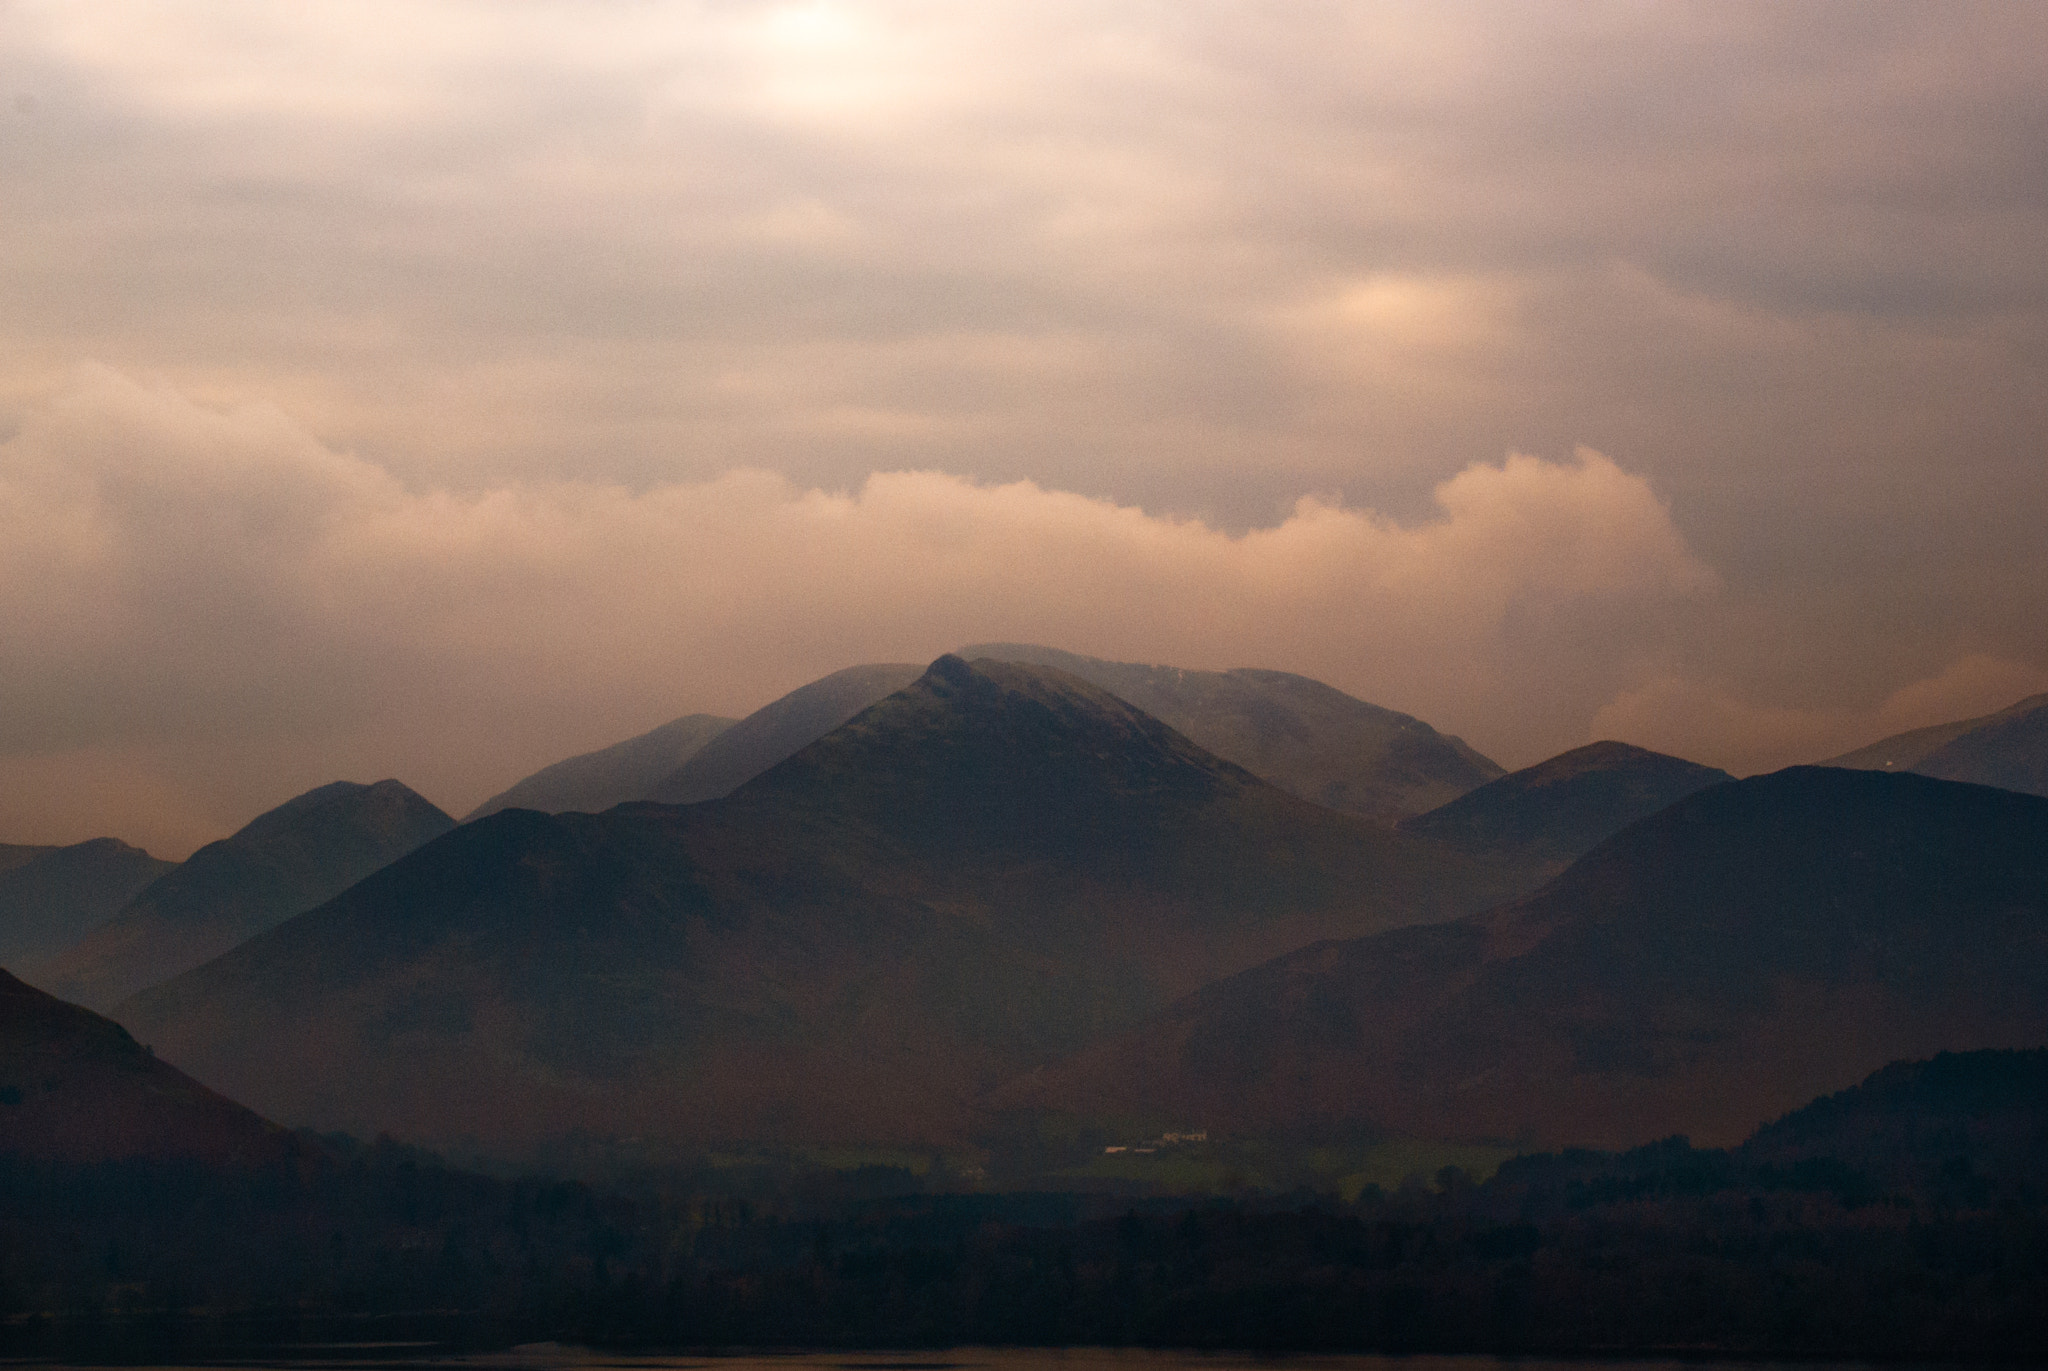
<box><xmin>997</xmin><ymin>766</ymin><xmax>2048</xmax><ymax>1149</ymax></box>
<box><xmin>959</xmin><ymin>643</ymin><xmax>1503</xmax><ymax>821</ymax></box>
<box><xmin>40</xmin><ymin>780</ymin><xmax>455</xmax><ymax>1011</ymax></box>
<box><xmin>120</xmin><ymin>656</ymin><xmax>1527</xmax><ymax>1155</ymax></box>
<box><xmin>466</xmin><ymin>712</ymin><xmax>735</xmax><ymax>820</ymax></box>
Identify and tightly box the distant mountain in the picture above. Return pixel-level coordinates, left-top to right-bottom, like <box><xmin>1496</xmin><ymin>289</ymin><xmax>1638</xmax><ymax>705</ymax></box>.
<box><xmin>466</xmin><ymin>713</ymin><xmax>735</xmax><ymax>820</ymax></box>
<box><xmin>0</xmin><ymin>844</ymin><xmax>54</xmax><ymax>877</ymax></box>
<box><xmin>1826</xmin><ymin>692</ymin><xmax>2048</xmax><ymax>797</ymax></box>
<box><xmin>1000</xmin><ymin>768</ymin><xmax>2048</xmax><ymax>1149</ymax></box>
<box><xmin>0</xmin><ymin>839</ymin><xmax>174</xmax><ymax>978</ymax></box>
<box><xmin>1399</xmin><ymin>740</ymin><xmax>1731</xmax><ymax>867</ymax></box>
<box><xmin>122</xmin><ymin>657</ymin><xmax>1526</xmax><ymax>1155</ymax></box>
<box><xmin>0</xmin><ymin>969</ymin><xmax>297</xmax><ymax>1165</ymax></box>
<box><xmin>647</xmin><ymin>662</ymin><xmax>923</xmax><ymax>804</ymax></box>
<box><xmin>959</xmin><ymin>644</ymin><xmax>1503</xmax><ymax>821</ymax></box>
<box><xmin>40</xmin><ymin>781</ymin><xmax>455</xmax><ymax>1011</ymax></box>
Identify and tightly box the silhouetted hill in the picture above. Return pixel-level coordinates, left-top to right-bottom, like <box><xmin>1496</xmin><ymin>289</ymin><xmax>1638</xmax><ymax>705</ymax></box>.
<box><xmin>647</xmin><ymin>662</ymin><xmax>922</xmax><ymax>804</ymax></box>
<box><xmin>465</xmin><ymin>713</ymin><xmax>734</xmax><ymax>820</ymax></box>
<box><xmin>1741</xmin><ymin>1048</ymin><xmax>2048</xmax><ymax>1194</ymax></box>
<box><xmin>1398</xmin><ymin>740</ymin><xmax>1731</xmax><ymax>866</ymax></box>
<box><xmin>0</xmin><ymin>969</ymin><xmax>297</xmax><ymax>1165</ymax></box>
<box><xmin>0</xmin><ymin>844</ymin><xmax>54</xmax><ymax>877</ymax></box>
<box><xmin>961</xmin><ymin>643</ymin><xmax>1502</xmax><ymax>821</ymax></box>
<box><xmin>1002</xmin><ymin>767</ymin><xmax>2048</xmax><ymax>1149</ymax></box>
<box><xmin>122</xmin><ymin>657</ymin><xmax>1524</xmax><ymax>1155</ymax></box>
<box><xmin>42</xmin><ymin>781</ymin><xmax>455</xmax><ymax>1011</ymax></box>
<box><xmin>1826</xmin><ymin>693</ymin><xmax>2048</xmax><ymax>797</ymax></box>
<box><xmin>0</xmin><ymin>839</ymin><xmax>174</xmax><ymax>979</ymax></box>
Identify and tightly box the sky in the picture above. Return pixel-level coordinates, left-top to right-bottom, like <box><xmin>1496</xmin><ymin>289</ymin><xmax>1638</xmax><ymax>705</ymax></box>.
<box><xmin>2</xmin><ymin>1</ymin><xmax>2045</xmax><ymax>857</ymax></box>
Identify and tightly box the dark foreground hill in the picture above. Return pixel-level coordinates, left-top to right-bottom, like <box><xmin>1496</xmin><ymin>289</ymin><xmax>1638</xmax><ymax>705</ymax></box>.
<box><xmin>648</xmin><ymin>662</ymin><xmax>923</xmax><ymax>804</ymax></box>
<box><xmin>1827</xmin><ymin>691</ymin><xmax>2048</xmax><ymax>797</ymax></box>
<box><xmin>0</xmin><ymin>838</ymin><xmax>174</xmax><ymax>977</ymax></box>
<box><xmin>963</xmin><ymin>643</ymin><xmax>1502</xmax><ymax>821</ymax></box>
<box><xmin>1399</xmin><ymin>739</ymin><xmax>1731</xmax><ymax>867</ymax></box>
<box><xmin>40</xmin><ymin>781</ymin><xmax>455</xmax><ymax>1011</ymax></box>
<box><xmin>121</xmin><ymin>657</ymin><xmax>1523</xmax><ymax>1155</ymax></box>
<box><xmin>466</xmin><ymin>713</ymin><xmax>735</xmax><ymax>819</ymax></box>
<box><xmin>0</xmin><ymin>969</ymin><xmax>297</xmax><ymax>1165</ymax></box>
<box><xmin>1000</xmin><ymin>767</ymin><xmax>2048</xmax><ymax>1149</ymax></box>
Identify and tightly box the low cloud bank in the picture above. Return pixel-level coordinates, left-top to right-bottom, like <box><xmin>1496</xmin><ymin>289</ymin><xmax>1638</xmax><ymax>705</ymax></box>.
<box><xmin>0</xmin><ymin>366</ymin><xmax>2032</xmax><ymax>854</ymax></box>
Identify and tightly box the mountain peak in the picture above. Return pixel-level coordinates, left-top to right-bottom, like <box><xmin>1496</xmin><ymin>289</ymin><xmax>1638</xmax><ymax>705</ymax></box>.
<box><xmin>37</xmin><ymin>780</ymin><xmax>455</xmax><ymax>1011</ymax></box>
<box><xmin>957</xmin><ymin>642</ymin><xmax>1503</xmax><ymax>821</ymax></box>
<box><xmin>732</xmin><ymin>655</ymin><xmax>1253</xmax><ymax>855</ymax></box>
<box><xmin>1400</xmin><ymin>739</ymin><xmax>1730</xmax><ymax>866</ymax></box>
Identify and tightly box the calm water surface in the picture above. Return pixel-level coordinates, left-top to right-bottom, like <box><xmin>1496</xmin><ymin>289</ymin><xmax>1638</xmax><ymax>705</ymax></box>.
<box><xmin>41</xmin><ymin>1346</ymin><xmax>1904</xmax><ymax>1371</ymax></box>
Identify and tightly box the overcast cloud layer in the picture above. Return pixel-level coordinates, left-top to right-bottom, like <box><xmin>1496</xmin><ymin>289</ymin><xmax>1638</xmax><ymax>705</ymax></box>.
<box><xmin>2</xmin><ymin>2</ymin><xmax>2045</xmax><ymax>853</ymax></box>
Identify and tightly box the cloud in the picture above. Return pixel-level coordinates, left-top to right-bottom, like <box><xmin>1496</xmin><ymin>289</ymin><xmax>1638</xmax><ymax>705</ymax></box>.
<box><xmin>2</xmin><ymin>365</ymin><xmax>1711</xmax><ymax>853</ymax></box>
<box><xmin>4</xmin><ymin>5</ymin><xmax>2047</xmax><ymax>850</ymax></box>
<box><xmin>1590</xmin><ymin>654</ymin><xmax>2048</xmax><ymax>779</ymax></box>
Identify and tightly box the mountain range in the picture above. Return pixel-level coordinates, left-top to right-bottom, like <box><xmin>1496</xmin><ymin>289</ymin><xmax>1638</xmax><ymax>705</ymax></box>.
<box><xmin>960</xmin><ymin>643</ymin><xmax>1504</xmax><ymax>820</ymax></box>
<box><xmin>999</xmin><ymin>767</ymin><xmax>2048</xmax><ymax>1148</ymax></box>
<box><xmin>38</xmin><ymin>780</ymin><xmax>454</xmax><ymax>1011</ymax></box>
<box><xmin>119</xmin><ymin>656</ymin><xmax>1527</xmax><ymax>1155</ymax></box>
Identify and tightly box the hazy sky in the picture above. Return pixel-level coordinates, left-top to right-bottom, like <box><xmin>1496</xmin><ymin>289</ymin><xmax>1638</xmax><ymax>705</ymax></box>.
<box><xmin>3</xmin><ymin>1</ymin><xmax>2046</xmax><ymax>855</ymax></box>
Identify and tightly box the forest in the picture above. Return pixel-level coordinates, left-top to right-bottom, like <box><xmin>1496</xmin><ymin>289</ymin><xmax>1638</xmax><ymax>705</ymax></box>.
<box><xmin>6</xmin><ymin>1051</ymin><xmax>2043</xmax><ymax>1363</ymax></box>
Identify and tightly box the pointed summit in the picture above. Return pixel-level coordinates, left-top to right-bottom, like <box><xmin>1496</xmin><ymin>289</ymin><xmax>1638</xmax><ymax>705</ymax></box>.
<box><xmin>39</xmin><ymin>780</ymin><xmax>454</xmax><ymax>1010</ymax></box>
<box><xmin>960</xmin><ymin>643</ymin><xmax>1502</xmax><ymax>820</ymax></box>
<box><xmin>1400</xmin><ymin>739</ymin><xmax>1732</xmax><ymax>867</ymax></box>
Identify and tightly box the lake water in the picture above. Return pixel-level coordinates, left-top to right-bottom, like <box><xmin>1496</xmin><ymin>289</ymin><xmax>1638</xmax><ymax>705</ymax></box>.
<box><xmin>39</xmin><ymin>1345</ymin><xmax>1901</xmax><ymax>1371</ymax></box>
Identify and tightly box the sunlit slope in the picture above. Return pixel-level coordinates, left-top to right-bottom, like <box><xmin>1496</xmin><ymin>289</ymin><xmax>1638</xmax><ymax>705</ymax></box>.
<box><xmin>466</xmin><ymin>712</ymin><xmax>735</xmax><ymax>820</ymax></box>
<box><xmin>961</xmin><ymin>643</ymin><xmax>1503</xmax><ymax>821</ymax></box>
<box><xmin>1000</xmin><ymin>768</ymin><xmax>2048</xmax><ymax>1150</ymax></box>
<box><xmin>1399</xmin><ymin>739</ymin><xmax>1731</xmax><ymax>868</ymax></box>
<box><xmin>42</xmin><ymin>781</ymin><xmax>454</xmax><ymax>1011</ymax></box>
<box><xmin>121</xmin><ymin>656</ymin><xmax>1523</xmax><ymax>1154</ymax></box>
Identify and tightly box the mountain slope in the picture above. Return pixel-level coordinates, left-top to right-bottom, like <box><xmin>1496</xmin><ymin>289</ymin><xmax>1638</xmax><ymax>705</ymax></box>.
<box><xmin>122</xmin><ymin>657</ymin><xmax>1525</xmax><ymax>1154</ymax></box>
<box><xmin>0</xmin><ymin>844</ymin><xmax>55</xmax><ymax>877</ymax></box>
<box><xmin>0</xmin><ymin>839</ymin><xmax>174</xmax><ymax>977</ymax></box>
<box><xmin>1910</xmin><ymin>699</ymin><xmax>2048</xmax><ymax>798</ymax></box>
<box><xmin>466</xmin><ymin>713</ymin><xmax>735</xmax><ymax>820</ymax></box>
<box><xmin>647</xmin><ymin>663</ymin><xmax>923</xmax><ymax>804</ymax></box>
<box><xmin>1825</xmin><ymin>692</ymin><xmax>2048</xmax><ymax>796</ymax></box>
<box><xmin>961</xmin><ymin>643</ymin><xmax>1502</xmax><ymax>821</ymax></box>
<box><xmin>41</xmin><ymin>781</ymin><xmax>455</xmax><ymax>1011</ymax></box>
<box><xmin>1399</xmin><ymin>740</ymin><xmax>1731</xmax><ymax>867</ymax></box>
<box><xmin>1001</xmin><ymin>767</ymin><xmax>2048</xmax><ymax>1149</ymax></box>
<box><xmin>0</xmin><ymin>969</ymin><xmax>298</xmax><ymax>1165</ymax></box>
